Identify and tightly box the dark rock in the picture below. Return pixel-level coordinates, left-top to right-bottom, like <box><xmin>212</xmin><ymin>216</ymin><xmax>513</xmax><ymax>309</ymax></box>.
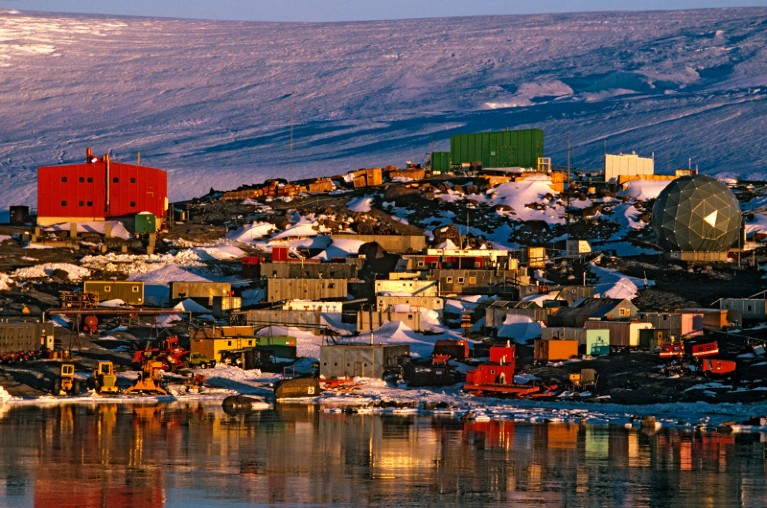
<box><xmin>433</xmin><ymin>225</ymin><xmax>461</xmax><ymax>246</ymax></box>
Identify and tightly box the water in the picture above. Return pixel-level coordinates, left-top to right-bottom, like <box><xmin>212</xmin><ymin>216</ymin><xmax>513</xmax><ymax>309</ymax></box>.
<box><xmin>0</xmin><ymin>401</ymin><xmax>766</xmax><ymax>507</ymax></box>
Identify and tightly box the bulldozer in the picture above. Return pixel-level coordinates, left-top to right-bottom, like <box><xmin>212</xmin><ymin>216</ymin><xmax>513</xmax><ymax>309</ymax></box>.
<box><xmin>124</xmin><ymin>359</ymin><xmax>168</xmax><ymax>395</ymax></box>
<box><xmin>52</xmin><ymin>363</ymin><xmax>80</xmax><ymax>396</ymax></box>
<box><xmin>87</xmin><ymin>361</ymin><xmax>120</xmax><ymax>395</ymax></box>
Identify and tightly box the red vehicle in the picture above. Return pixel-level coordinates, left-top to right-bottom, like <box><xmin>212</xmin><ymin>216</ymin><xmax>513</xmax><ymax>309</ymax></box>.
<box><xmin>659</xmin><ymin>343</ymin><xmax>684</xmax><ymax>360</ymax></box>
<box><xmin>700</xmin><ymin>358</ymin><xmax>737</xmax><ymax>376</ymax></box>
<box><xmin>464</xmin><ymin>343</ymin><xmax>540</xmax><ymax>396</ymax></box>
<box><xmin>688</xmin><ymin>341</ymin><xmax>719</xmax><ymax>358</ymax></box>
<box><xmin>132</xmin><ymin>336</ymin><xmax>188</xmax><ymax>371</ymax></box>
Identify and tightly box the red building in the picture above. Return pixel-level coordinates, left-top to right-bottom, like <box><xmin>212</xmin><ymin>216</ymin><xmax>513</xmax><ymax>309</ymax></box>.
<box><xmin>37</xmin><ymin>148</ymin><xmax>168</xmax><ymax>227</ymax></box>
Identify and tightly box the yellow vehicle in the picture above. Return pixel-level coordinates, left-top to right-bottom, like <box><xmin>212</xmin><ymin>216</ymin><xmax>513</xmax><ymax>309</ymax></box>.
<box><xmin>52</xmin><ymin>363</ymin><xmax>80</xmax><ymax>396</ymax></box>
<box><xmin>124</xmin><ymin>359</ymin><xmax>168</xmax><ymax>395</ymax></box>
<box><xmin>87</xmin><ymin>361</ymin><xmax>120</xmax><ymax>394</ymax></box>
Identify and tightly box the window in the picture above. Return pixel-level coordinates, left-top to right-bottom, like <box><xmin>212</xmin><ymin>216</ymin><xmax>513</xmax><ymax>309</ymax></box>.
<box><xmin>113</xmin><ymin>177</ymin><xmax>119</xmax><ymax>183</ymax></box>
<box><xmin>417</xmin><ymin>261</ymin><xmax>425</xmax><ymax>267</ymax></box>
<box><xmin>130</xmin><ymin>201</ymin><xmax>136</xmax><ymax>207</ymax></box>
<box><xmin>446</xmin><ymin>277</ymin><xmax>453</xmax><ymax>283</ymax></box>
<box><xmin>458</xmin><ymin>277</ymin><xmax>465</xmax><ymax>284</ymax></box>
<box><xmin>87</xmin><ymin>201</ymin><xmax>92</xmax><ymax>206</ymax></box>
<box><xmin>227</xmin><ymin>340</ymin><xmax>232</xmax><ymax>347</ymax></box>
<box><xmin>619</xmin><ymin>308</ymin><xmax>630</xmax><ymax>316</ymax></box>
<box><xmin>130</xmin><ymin>177</ymin><xmax>136</xmax><ymax>183</ymax></box>
<box><xmin>469</xmin><ymin>277</ymin><xmax>476</xmax><ymax>284</ymax></box>
<box><xmin>328</xmin><ymin>283</ymin><xmax>335</xmax><ymax>289</ymax></box>
<box><xmin>61</xmin><ymin>177</ymin><xmax>67</xmax><ymax>183</ymax></box>
<box><xmin>104</xmin><ymin>286</ymin><xmax>111</xmax><ymax>292</ymax></box>
<box><xmin>87</xmin><ymin>177</ymin><xmax>93</xmax><ymax>183</ymax></box>
<box><xmin>78</xmin><ymin>201</ymin><xmax>84</xmax><ymax>206</ymax></box>
<box><xmin>79</xmin><ymin>177</ymin><xmax>84</xmax><ymax>183</ymax></box>
<box><xmin>132</xmin><ymin>286</ymin><xmax>139</xmax><ymax>293</ymax></box>
<box><xmin>60</xmin><ymin>200</ymin><xmax>67</xmax><ymax>207</ymax></box>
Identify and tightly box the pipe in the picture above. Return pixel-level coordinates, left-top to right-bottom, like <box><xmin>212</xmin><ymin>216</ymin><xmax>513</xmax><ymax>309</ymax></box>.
<box><xmin>104</xmin><ymin>153</ymin><xmax>110</xmax><ymax>214</ymax></box>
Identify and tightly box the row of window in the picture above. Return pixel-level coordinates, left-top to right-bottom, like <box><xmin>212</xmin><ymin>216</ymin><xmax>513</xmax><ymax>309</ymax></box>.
<box><xmin>60</xmin><ymin>200</ymin><xmax>137</xmax><ymax>207</ymax></box>
<box><xmin>444</xmin><ymin>276</ymin><xmax>477</xmax><ymax>284</ymax></box>
<box><xmin>226</xmin><ymin>339</ymin><xmax>255</xmax><ymax>347</ymax></box>
<box><xmin>101</xmin><ymin>286</ymin><xmax>141</xmax><ymax>293</ymax></box>
<box><xmin>60</xmin><ymin>176</ymin><xmax>137</xmax><ymax>184</ymax></box>
<box><xmin>271</xmin><ymin>281</ymin><xmax>337</xmax><ymax>288</ymax></box>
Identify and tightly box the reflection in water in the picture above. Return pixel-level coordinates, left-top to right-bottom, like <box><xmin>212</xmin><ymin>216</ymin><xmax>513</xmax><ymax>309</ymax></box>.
<box><xmin>0</xmin><ymin>403</ymin><xmax>765</xmax><ymax>506</ymax></box>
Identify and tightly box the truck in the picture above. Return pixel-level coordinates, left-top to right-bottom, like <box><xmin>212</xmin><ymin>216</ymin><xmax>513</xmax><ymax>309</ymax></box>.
<box><xmin>185</xmin><ymin>352</ymin><xmax>216</xmax><ymax>369</ymax></box>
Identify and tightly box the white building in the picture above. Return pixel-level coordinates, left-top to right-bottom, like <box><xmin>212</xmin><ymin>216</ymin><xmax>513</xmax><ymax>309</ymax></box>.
<box><xmin>604</xmin><ymin>152</ymin><xmax>654</xmax><ymax>184</ymax></box>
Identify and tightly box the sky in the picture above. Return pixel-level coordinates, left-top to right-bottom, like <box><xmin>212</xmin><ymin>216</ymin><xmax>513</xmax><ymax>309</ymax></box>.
<box><xmin>1</xmin><ymin>0</ymin><xmax>765</xmax><ymax>22</ymax></box>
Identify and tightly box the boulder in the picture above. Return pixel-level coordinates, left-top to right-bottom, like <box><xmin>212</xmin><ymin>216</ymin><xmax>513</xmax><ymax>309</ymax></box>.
<box><xmin>433</xmin><ymin>225</ymin><xmax>461</xmax><ymax>246</ymax></box>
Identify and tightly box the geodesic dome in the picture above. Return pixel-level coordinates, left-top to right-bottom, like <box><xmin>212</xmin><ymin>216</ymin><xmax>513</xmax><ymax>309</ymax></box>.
<box><xmin>652</xmin><ymin>175</ymin><xmax>741</xmax><ymax>252</ymax></box>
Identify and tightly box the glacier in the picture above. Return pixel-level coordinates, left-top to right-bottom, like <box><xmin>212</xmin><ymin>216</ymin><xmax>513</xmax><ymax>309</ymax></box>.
<box><xmin>1</xmin><ymin>7</ymin><xmax>766</xmax><ymax>207</ymax></box>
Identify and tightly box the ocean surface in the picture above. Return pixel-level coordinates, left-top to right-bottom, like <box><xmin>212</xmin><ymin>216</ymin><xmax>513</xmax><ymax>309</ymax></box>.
<box><xmin>0</xmin><ymin>401</ymin><xmax>766</xmax><ymax>507</ymax></box>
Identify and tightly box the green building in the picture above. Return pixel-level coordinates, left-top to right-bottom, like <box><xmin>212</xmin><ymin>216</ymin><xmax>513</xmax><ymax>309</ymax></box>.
<box><xmin>450</xmin><ymin>128</ymin><xmax>544</xmax><ymax>169</ymax></box>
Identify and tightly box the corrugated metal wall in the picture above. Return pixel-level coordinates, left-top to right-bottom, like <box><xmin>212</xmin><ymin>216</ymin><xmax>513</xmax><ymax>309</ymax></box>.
<box><xmin>83</xmin><ymin>281</ymin><xmax>144</xmax><ymax>305</ymax></box>
<box><xmin>319</xmin><ymin>344</ymin><xmax>409</xmax><ymax>379</ymax></box>
<box><xmin>431</xmin><ymin>151</ymin><xmax>451</xmax><ymax>172</ymax></box>
<box><xmin>260</xmin><ymin>262</ymin><xmax>360</xmax><ymax>280</ymax></box>
<box><xmin>267</xmin><ymin>278</ymin><xmax>348</xmax><ymax>302</ymax></box>
<box><xmin>37</xmin><ymin>160</ymin><xmax>167</xmax><ymax>223</ymax></box>
<box><xmin>169</xmin><ymin>282</ymin><xmax>233</xmax><ymax>302</ymax></box>
<box><xmin>450</xmin><ymin>129</ymin><xmax>544</xmax><ymax>169</ymax></box>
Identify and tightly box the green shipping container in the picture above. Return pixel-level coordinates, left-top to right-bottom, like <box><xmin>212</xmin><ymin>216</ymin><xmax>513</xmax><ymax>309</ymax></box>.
<box><xmin>135</xmin><ymin>213</ymin><xmax>157</xmax><ymax>234</ymax></box>
<box><xmin>431</xmin><ymin>152</ymin><xmax>451</xmax><ymax>173</ymax></box>
<box><xmin>256</xmin><ymin>335</ymin><xmax>297</xmax><ymax>359</ymax></box>
<box><xmin>450</xmin><ymin>128</ymin><xmax>544</xmax><ymax>169</ymax></box>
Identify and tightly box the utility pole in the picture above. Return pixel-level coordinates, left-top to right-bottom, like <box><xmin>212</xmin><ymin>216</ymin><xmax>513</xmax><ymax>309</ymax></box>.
<box><xmin>289</xmin><ymin>95</ymin><xmax>294</xmax><ymax>167</ymax></box>
<box><xmin>369</xmin><ymin>305</ymin><xmax>374</xmax><ymax>345</ymax></box>
<box><xmin>566</xmin><ymin>131</ymin><xmax>571</xmax><ymax>231</ymax></box>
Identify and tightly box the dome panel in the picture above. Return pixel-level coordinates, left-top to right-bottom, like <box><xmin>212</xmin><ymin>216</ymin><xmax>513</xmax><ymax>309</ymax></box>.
<box><xmin>652</xmin><ymin>175</ymin><xmax>741</xmax><ymax>252</ymax></box>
